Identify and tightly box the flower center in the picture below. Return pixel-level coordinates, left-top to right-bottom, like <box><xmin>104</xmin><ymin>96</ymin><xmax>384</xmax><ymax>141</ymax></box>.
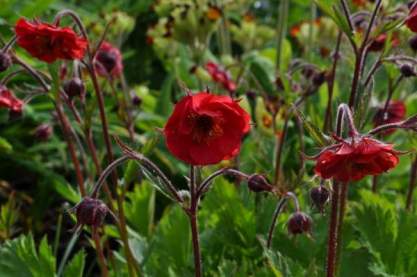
<box><xmin>191</xmin><ymin>114</ymin><xmax>223</xmax><ymax>144</ymax></box>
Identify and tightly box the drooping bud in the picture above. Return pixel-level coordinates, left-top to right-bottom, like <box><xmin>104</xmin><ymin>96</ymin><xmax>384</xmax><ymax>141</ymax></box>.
<box><xmin>409</xmin><ymin>35</ymin><xmax>417</xmax><ymax>51</ymax></box>
<box><xmin>73</xmin><ymin>197</ymin><xmax>109</xmax><ymax>228</ymax></box>
<box><xmin>312</xmin><ymin>71</ymin><xmax>327</xmax><ymax>87</ymax></box>
<box><xmin>131</xmin><ymin>93</ymin><xmax>142</xmax><ymax>107</ymax></box>
<box><xmin>287</xmin><ymin>212</ymin><xmax>312</xmax><ymax>235</ymax></box>
<box><xmin>96</xmin><ymin>51</ymin><xmax>117</xmax><ymax>73</ymax></box>
<box><xmin>34</xmin><ymin>123</ymin><xmax>53</xmax><ymax>141</ymax></box>
<box><xmin>310</xmin><ymin>186</ymin><xmax>330</xmax><ymax>212</ymax></box>
<box><xmin>400</xmin><ymin>64</ymin><xmax>416</xmax><ymax>77</ymax></box>
<box><xmin>247</xmin><ymin>174</ymin><xmax>273</xmax><ymax>192</ymax></box>
<box><xmin>0</xmin><ymin>52</ymin><xmax>12</xmax><ymax>72</ymax></box>
<box><xmin>63</xmin><ymin>78</ymin><xmax>85</xmax><ymax>100</ymax></box>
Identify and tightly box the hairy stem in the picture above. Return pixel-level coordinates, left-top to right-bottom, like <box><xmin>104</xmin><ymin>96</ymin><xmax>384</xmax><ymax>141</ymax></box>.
<box><xmin>189</xmin><ymin>166</ymin><xmax>202</xmax><ymax>277</ymax></box>
<box><xmin>266</xmin><ymin>197</ymin><xmax>287</xmax><ymax>249</ymax></box>
<box><xmin>326</xmin><ymin>182</ymin><xmax>341</xmax><ymax>277</ymax></box>
<box><xmin>92</xmin><ymin>228</ymin><xmax>109</xmax><ymax>277</ymax></box>
<box><xmin>335</xmin><ymin>182</ymin><xmax>349</xmax><ymax>274</ymax></box>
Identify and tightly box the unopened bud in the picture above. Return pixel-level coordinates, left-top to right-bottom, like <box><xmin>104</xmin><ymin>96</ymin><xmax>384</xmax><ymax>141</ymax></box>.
<box><xmin>74</xmin><ymin>197</ymin><xmax>109</xmax><ymax>228</ymax></box>
<box><xmin>247</xmin><ymin>174</ymin><xmax>273</xmax><ymax>192</ymax></box>
<box><xmin>287</xmin><ymin>212</ymin><xmax>312</xmax><ymax>235</ymax></box>
<box><xmin>409</xmin><ymin>35</ymin><xmax>417</xmax><ymax>51</ymax></box>
<box><xmin>312</xmin><ymin>71</ymin><xmax>327</xmax><ymax>87</ymax></box>
<box><xmin>400</xmin><ymin>64</ymin><xmax>416</xmax><ymax>77</ymax></box>
<box><xmin>34</xmin><ymin>124</ymin><xmax>53</xmax><ymax>141</ymax></box>
<box><xmin>63</xmin><ymin>78</ymin><xmax>85</xmax><ymax>100</ymax></box>
<box><xmin>310</xmin><ymin>186</ymin><xmax>329</xmax><ymax>212</ymax></box>
<box><xmin>0</xmin><ymin>52</ymin><xmax>12</xmax><ymax>72</ymax></box>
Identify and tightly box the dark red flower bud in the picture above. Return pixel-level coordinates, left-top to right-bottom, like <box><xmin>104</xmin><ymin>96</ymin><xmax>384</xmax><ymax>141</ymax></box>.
<box><xmin>74</xmin><ymin>197</ymin><xmax>109</xmax><ymax>228</ymax></box>
<box><xmin>247</xmin><ymin>174</ymin><xmax>273</xmax><ymax>192</ymax></box>
<box><xmin>310</xmin><ymin>186</ymin><xmax>330</xmax><ymax>212</ymax></box>
<box><xmin>312</xmin><ymin>71</ymin><xmax>327</xmax><ymax>87</ymax></box>
<box><xmin>0</xmin><ymin>52</ymin><xmax>12</xmax><ymax>72</ymax></box>
<box><xmin>34</xmin><ymin>123</ymin><xmax>53</xmax><ymax>141</ymax></box>
<box><xmin>131</xmin><ymin>94</ymin><xmax>142</xmax><ymax>106</ymax></box>
<box><xmin>63</xmin><ymin>78</ymin><xmax>85</xmax><ymax>100</ymax></box>
<box><xmin>96</xmin><ymin>51</ymin><xmax>117</xmax><ymax>73</ymax></box>
<box><xmin>368</xmin><ymin>34</ymin><xmax>387</xmax><ymax>52</ymax></box>
<box><xmin>409</xmin><ymin>35</ymin><xmax>417</xmax><ymax>51</ymax></box>
<box><xmin>301</xmin><ymin>66</ymin><xmax>316</xmax><ymax>79</ymax></box>
<box><xmin>287</xmin><ymin>212</ymin><xmax>312</xmax><ymax>235</ymax></box>
<box><xmin>400</xmin><ymin>64</ymin><xmax>416</xmax><ymax>77</ymax></box>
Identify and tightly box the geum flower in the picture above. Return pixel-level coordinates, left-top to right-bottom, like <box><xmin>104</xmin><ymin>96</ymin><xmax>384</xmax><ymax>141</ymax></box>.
<box><xmin>406</xmin><ymin>4</ymin><xmax>417</xmax><ymax>32</ymax></box>
<box><xmin>164</xmin><ymin>92</ymin><xmax>250</xmax><ymax>165</ymax></box>
<box><xmin>94</xmin><ymin>41</ymin><xmax>123</xmax><ymax>78</ymax></box>
<box><xmin>373</xmin><ymin>101</ymin><xmax>406</xmax><ymax>135</ymax></box>
<box><xmin>313</xmin><ymin>135</ymin><xmax>400</xmax><ymax>182</ymax></box>
<box><xmin>15</xmin><ymin>18</ymin><xmax>87</xmax><ymax>63</ymax></box>
<box><xmin>205</xmin><ymin>62</ymin><xmax>237</xmax><ymax>93</ymax></box>
<box><xmin>0</xmin><ymin>85</ymin><xmax>24</xmax><ymax>115</ymax></box>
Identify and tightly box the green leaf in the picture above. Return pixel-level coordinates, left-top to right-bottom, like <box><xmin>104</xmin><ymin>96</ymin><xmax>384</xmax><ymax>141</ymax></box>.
<box><xmin>246</xmin><ymin>55</ymin><xmax>276</xmax><ymax>96</ymax></box>
<box><xmin>155</xmin><ymin>75</ymin><xmax>174</xmax><ymax>117</ymax></box>
<box><xmin>0</xmin><ymin>137</ymin><xmax>13</xmax><ymax>153</ymax></box>
<box><xmin>124</xmin><ymin>182</ymin><xmax>156</xmax><ymax>237</ymax></box>
<box><xmin>63</xmin><ymin>251</ymin><xmax>85</xmax><ymax>277</ymax></box>
<box><xmin>294</xmin><ymin>108</ymin><xmax>331</xmax><ymax>147</ymax></box>
<box><xmin>0</xmin><ymin>234</ymin><xmax>56</xmax><ymax>277</ymax></box>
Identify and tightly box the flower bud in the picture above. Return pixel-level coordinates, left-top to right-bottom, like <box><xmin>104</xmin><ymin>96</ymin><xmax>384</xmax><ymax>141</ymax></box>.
<box><xmin>131</xmin><ymin>94</ymin><xmax>142</xmax><ymax>107</ymax></box>
<box><xmin>247</xmin><ymin>174</ymin><xmax>273</xmax><ymax>192</ymax></box>
<box><xmin>287</xmin><ymin>212</ymin><xmax>312</xmax><ymax>235</ymax></box>
<box><xmin>63</xmin><ymin>78</ymin><xmax>85</xmax><ymax>100</ymax></box>
<box><xmin>409</xmin><ymin>35</ymin><xmax>417</xmax><ymax>51</ymax></box>
<box><xmin>312</xmin><ymin>71</ymin><xmax>327</xmax><ymax>87</ymax></box>
<box><xmin>400</xmin><ymin>64</ymin><xmax>416</xmax><ymax>77</ymax></box>
<box><xmin>34</xmin><ymin>124</ymin><xmax>53</xmax><ymax>141</ymax></box>
<box><xmin>0</xmin><ymin>52</ymin><xmax>12</xmax><ymax>72</ymax></box>
<box><xmin>310</xmin><ymin>186</ymin><xmax>329</xmax><ymax>212</ymax></box>
<box><xmin>96</xmin><ymin>51</ymin><xmax>118</xmax><ymax>74</ymax></box>
<box><xmin>74</xmin><ymin>197</ymin><xmax>109</xmax><ymax>228</ymax></box>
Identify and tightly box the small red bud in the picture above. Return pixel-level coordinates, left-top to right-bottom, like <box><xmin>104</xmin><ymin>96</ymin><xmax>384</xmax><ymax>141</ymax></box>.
<box><xmin>409</xmin><ymin>35</ymin><xmax>417</xmax><ymax>51</ymax></box>
<box><xmin>63</xmin><ymin>78</ymin><xmax>85</xmax><ymax>100</ymax></box>
<box><xmin>0</xmin><ymin>52</ymin><xmax>12</xmax><ymax>72</ymax></box>
<box><xmin>287</xmin><ymin>212</ymin><xmax>312</xmax><ymax>235</ymax></box>
<box><xmin>34</xmin><ymin>124</ymin><xmax>53</xmax><ymax>141</ymax></box>
<box><xmin>400</xmin><ymin>64</ymin><xmax>416</xmax><ymax>77</ymax></box>
<box><xmin>74</xmin><ymin>197</ymin><xmax>109</xmax><ymax>228</ymax></box>
<box><xmin>247</xmin><ymin>174</ymin><xmax>273</xmax><ymax>192</ymax></box>
<box><xmin>310</xmin><ymin>186</ymin><xmax>330</xmax><ymax>212</ymax></box>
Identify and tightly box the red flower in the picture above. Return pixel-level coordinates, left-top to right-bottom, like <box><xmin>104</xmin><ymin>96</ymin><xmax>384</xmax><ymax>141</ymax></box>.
<box><xmin>205</xmin><ymin>62</ymin><xmax>237</xmax><ymax>93</ymax></box>
<box><xmin>164</xmin><ymin>92</ymin><xmax>250</xmax><ymax>165</ymax></box>
<box><xmin>95</xmin><ymin>42</ymin><xmax>123</xmax><ymax>78</ymax></box>
<box><xmin>406</xmin><ymin>5</ymin><xmax>417</xmax><ymax>32</ymax></box>
<box><xmin>0</xmin><ymin>85</ymin><xmax>23</xmax><ymax>114</ymax></box>
<box><xmin>373</xmin><ymin>101</ymin><xmax>406</xmax><ymax>135</ymax></box>
<box><xmin>314</xmin><ymin>136</ymin><xmax>400</xmax><ymax>182</ymax></box>
<box><xmin>15</xmin><ymin>18</ymin><xmax>87</xmax><ymax>63</ymax></box>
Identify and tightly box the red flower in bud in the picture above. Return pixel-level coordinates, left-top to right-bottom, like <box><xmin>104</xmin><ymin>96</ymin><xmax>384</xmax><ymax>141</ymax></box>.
<box><xmin>247</xmin><ymin>174</ymin><xmax>273</xmax><ymax>192</ymax></box>
<box><xmin>373</xmin><ymin>101</ymin><xmax>406</xmax><ymax>135</ymax></box>
<box><xmin>73</xmin><ymin>197</ymin><xmax>109</xmax><ymax>229</ymax></box>
<box><xmin>314</xmin><ymin>136</ymin><xmax>400</xmax><ymax>182</ymax></box>
<box><xmin>0</xmin><ymin>85</ymin><xmax>23</xmax><ymax>115</ymax></box>
<box><xmin>34</xmin><ymin>124</ymin><xmax>53</xmax><ymax>141</ymax></box>
<box><xmin>205</xmin><ymin>61</ymin><xmax>237</xmax><ymax>93</ymax></box>
<box><xmin>310</xmin><ymin>186</ymin><xmax>330</xmax><ymax>212</ymax></box>
<box><xmin>287</xmin><ymin>212</ymin><xmax>312</xmax><ymax>235</ymax></box>
<box><xmin>95</xmin><ymin>41</ymin><xmax>123</xmax><ymax>78</ymax></box>
<box><xmin>406</xmin><ymin>5</ymin><xmax>417</xmax><ymax>32</ymax></box>
<box><xmin>164</xmin><ymin>92</ymin><xmax>250</xmax><ymax>165</ymax></box>
<box><xmin>15</xmin><ymin>18</ymin><xmax>87</xmax><ymax>63</ymax></box>
<box><xmin>368</xmin><ymin>34</ymin><xmax>387</xmax><ymax>52</ymax></box>
<box><xmin>63</xmin><ymin>78</ymin><xmax>86</xmax><ymax>100</ymax></box>
<box><xmin>0</xmin><ymin>52</ymin><xmax>12</xmax><ymax>72</ymax></box>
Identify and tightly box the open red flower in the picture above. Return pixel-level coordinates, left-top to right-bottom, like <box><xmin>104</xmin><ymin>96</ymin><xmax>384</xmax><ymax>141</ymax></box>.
<box><xmin>205</xmin><ymin>62</ymin><xmax>237</xmax><ymax>93</ymax></box>
<box><xmin>0</xmin><ymin>85</ymin><xmax>23</xmax><ymax>114</ymax></box>
<box><xmin>314</xmin><ymin>136</ymin><xmax>400</xmax><ymax>182</ymax></box>
<box><xmin>406</xmin><ymin>5</ymin><xmax>417</xmax><ymax>32</ymax></box>
<box><xmin>15</xmin><ymin>18</ymin><xmax>87</xmax><ymax>63</ymax></box>
<box><xmin>164</xmin><ymin>92</ymin><xmax>250</xmax><ymax>165</ymax></box>
<box><xmin>373</xmin><ymin>101</ymin><xmax>406</xmax><ymax>135</ymax></box>
<box><xmin>94</xmin><ymin>41</ymin><xmax>123</xmax><ymax>78</ymax></box>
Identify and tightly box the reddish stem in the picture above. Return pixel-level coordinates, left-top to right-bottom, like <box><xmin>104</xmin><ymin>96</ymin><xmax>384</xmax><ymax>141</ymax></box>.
<box><xmin>189</xmin><ymin>166</ymin><xmax>202</xmax><ymax>277</ymax></box>
<box><xmin>92</xmin><ymin>228</ymin><xmax>109</xmax><ymax>277</ymax></box>
<box><xmin>326</xmin><ymin>182</ymin><xmax>341</xmax><ymax>277</ymax></box>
